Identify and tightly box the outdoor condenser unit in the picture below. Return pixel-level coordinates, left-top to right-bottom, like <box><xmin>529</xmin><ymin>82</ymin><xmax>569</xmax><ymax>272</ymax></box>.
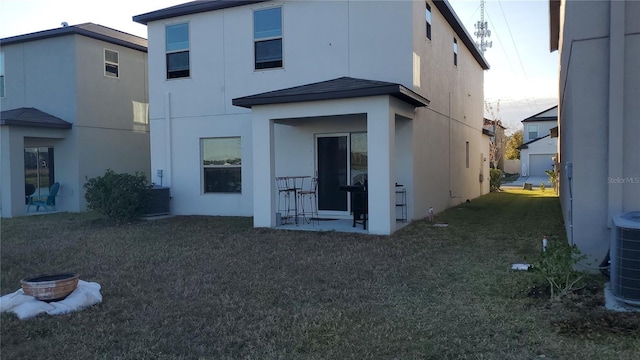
<box><xmin>145</xmin><ymin>186</ymin><xmax>171</xmax><ymax>216</ymax></box>
<box><xmin>610</xmin><ymin>211</ymin><xmax>640</xmax><ymax>306</ymax></box>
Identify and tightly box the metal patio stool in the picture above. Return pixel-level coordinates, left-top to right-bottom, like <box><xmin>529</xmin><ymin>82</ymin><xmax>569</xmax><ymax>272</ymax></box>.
<box><xmin>297</xmin><ymin>177</ymin><xmax>318</xmax><ymax>225</ymax></box>
<box><xmin>276</xmin><ymin>177</ymin><xmax>296</xmax><ymax>224</ymax></box>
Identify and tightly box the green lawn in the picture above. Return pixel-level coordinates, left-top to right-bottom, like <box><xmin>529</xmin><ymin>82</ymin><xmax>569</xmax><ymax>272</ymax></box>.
<box><xmin>1</xmin><ymin>189</ymin><xmax>638</xmax><ymax>359</ymax></box>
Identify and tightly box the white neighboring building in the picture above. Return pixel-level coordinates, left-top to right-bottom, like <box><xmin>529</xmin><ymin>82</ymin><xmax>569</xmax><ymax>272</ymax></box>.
<box><xmin>133</xmin><ymin>0</ymin><xmax>490</xmax><ymax>235</ymax></box>
<box><xmin>518</xmin><ymin>106</ymin><xmax>558</xmax><ymax>177</ymax></box>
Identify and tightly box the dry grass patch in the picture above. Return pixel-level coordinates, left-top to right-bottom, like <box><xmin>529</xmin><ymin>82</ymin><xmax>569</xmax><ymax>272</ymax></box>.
<box><xmin>1</xmin><ymin>190</ymin><xmax>639</xmax><ymax>359</ymax></box>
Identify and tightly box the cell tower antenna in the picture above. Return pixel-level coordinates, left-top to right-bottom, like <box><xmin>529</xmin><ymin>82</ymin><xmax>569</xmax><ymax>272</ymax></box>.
<box><xmin>474</xmin><ymin>0</ymin><xmax>493</xmax><ymax>53</ymax></box>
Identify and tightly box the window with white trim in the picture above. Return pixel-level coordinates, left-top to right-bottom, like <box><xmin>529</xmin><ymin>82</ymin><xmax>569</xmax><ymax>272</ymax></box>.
<box><xmin>254</xmin><ymin>7</ymin><xmax>283</xmax><ymax>70</ymax></box>
<box><xmin>166</xmin><ymin>23</ymin><xmax>190</xmax><ymax>79</ymax></box>
<box><xmin>466</xmin><ymin>141</ymin><xmax>470</xmax><ymax>168</ymax></box>
<box><xmin>453</xmin><ymin>38</ymin><xmax>458</xmax><ymax>66</ymax></box>
<box><xmin>104</xmin><ymin>49</ymin><xmax>119</xmax><ymax>78</ymax></box>
<box><xmin>528</xmin><ymin>124</ymin><xmax>538</xmax><ymax>140</ymax></box>
<box><xmin>0</xmin><ymin>52</ymin><xmax>5</xmax><ymax>97</ymax></box>
<box><xmin>426</xmin><ymin>3</ymin><xmax>432</xmax><ymax>40</ymax></box>
<box><xmin>202</xmin><ymin>137</ymin><xmax>242</xmax><ymax>193</ymax></box>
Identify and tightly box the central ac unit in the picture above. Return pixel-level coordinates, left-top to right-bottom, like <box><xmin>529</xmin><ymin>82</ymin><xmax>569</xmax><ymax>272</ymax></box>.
<box><xmin>610</xmin><ymin>211</ymin><xmax>640</xmax><ymax>306</ymax></box>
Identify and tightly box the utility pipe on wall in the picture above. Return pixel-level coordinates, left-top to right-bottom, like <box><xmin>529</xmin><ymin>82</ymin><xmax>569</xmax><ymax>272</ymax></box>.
<box><xmin>164</xmin><ymin>92</ymin><xmax>173</xmax><ymax>188</ymax></box>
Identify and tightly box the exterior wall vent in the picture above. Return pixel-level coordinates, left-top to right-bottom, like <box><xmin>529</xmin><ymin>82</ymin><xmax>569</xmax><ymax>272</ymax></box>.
<box><xmin>610</xmin><ymin>211</ymin><xmax>640</xmax><ymax>306</ymax></box>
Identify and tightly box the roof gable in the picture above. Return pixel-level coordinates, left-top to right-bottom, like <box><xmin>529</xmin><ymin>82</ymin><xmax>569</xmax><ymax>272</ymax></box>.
<box><xmin>232</xmin><ymin>77</ymin><xmax>430</xmax><ymax>108</ymax></box>
<box><xmin>521</xmin><ymin>105</ymin><xmax>558</xmax><ymax>123</ymax></box>
<box><xmin>0</xmin><ymin>23</ymin><xmax>147</xmax><ymax>52</ymax></box>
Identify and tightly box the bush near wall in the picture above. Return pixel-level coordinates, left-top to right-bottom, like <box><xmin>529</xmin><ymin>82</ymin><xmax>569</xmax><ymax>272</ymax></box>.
<box><xmin>84</xmin><ymin>169</ymin><xmax>150</xmax><ymax>223</ymax></box>
<box><xmin>490</xmin><ymin>168</ymin><xmax>502</xmax><ymax>192</ymax></box>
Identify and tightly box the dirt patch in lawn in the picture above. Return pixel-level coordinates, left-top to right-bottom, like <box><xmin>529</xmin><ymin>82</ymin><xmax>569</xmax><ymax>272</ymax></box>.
<box><xmin>527</xmin><ymin>281</ymin><xmax>640</xmax><ymax>340</ymax></box>
<box><xmin>552</xmin><ymin>311</ymin><xmax>640</xmax><ymax>339</ymax></box>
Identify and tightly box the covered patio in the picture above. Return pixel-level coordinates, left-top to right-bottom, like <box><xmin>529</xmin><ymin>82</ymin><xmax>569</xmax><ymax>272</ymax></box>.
<box><xmin>0</xmin><ymin>107</ymin><xmax>71</xmax><ymax>218</ymax></box>
<box><xmin>233</xmin><ymin>77</ymin><xmax>429</xmax><ymax>235</ymax></box>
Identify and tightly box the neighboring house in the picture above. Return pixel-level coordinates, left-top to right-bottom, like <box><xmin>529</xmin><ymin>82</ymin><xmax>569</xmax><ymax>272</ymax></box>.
<box><xmin>550</xmin><ymin>0</ymin><xmax>640</xmax><ymax>265</ymax></box>
<box><xmin>483</xmin><ymin>118</ymin><xmax>506</xmax><ymax>170</ymax></box>
<box><xmin>133</xmin><ymin>0</ymin><xmax>490</xmax><ymax>235</ymax></box>
<box><xmin>0</xmin><ymin>23</ymin><xmax>150</xmax><ymax>218</ymax></box>
<box><xmin>517</xmin><ymin>106</ymin><xmax>558</xmax><ymax>177</ymax></box>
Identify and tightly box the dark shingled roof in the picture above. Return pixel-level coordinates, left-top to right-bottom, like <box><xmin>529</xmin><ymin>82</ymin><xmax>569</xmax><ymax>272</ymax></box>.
<box><xmin>0</xmin><ymin>108</ymin><xmax>72</xmax><ymax>129</ymax></box>
<box><xmin>232</xmin><ymin>77</ymin><xmax>430</xmax><ymax>109</ymax></box>
<box><xmin>133</xmin><ymin>0</ymin><xmax>268</xmax><ymax>24</ymax></box>
<box><xmin>133</xmin><ymin>0</ymin><xmax>489</xmax><ymax>70</ymax></box>
<box><xmin>517</xmin><ymin>134</ymin><xmax>550</xmax><ymax>150</ymax></box>
<box><xmin>521</xmin><ymin>105</ymin><xmax>558</xmax><ymax>123</ymax></box>
<box><xmin>0</xmin><ymin>23</ymin><xmax>147</xmax><ymax>52</ymax></box>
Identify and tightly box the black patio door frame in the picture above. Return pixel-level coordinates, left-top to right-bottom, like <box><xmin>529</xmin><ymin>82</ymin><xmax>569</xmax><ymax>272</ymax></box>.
<box><xmin>316</xmin><ymin>134</ymin><xmax>349</xmax><ymax>214</ymax></box>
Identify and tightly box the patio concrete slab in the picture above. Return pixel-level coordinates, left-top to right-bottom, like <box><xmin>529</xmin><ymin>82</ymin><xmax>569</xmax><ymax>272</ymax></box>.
<box><xmin>276</xmin><ymin>218</ymin><xmax>410</xmax><ymax>234</ymax></box>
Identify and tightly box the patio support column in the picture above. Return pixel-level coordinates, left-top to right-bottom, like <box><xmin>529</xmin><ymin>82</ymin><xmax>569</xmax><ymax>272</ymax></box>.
<box><xmin>252</xmin><ymin>114</ymin><xmax>276</xmax><ymax>228</ymax></box>
<box><xmin>367</xmin><ymin>97</ymin><xmax>395</xmax><ymax>235</ymax></box>
<box><xmin>0</xmin><ymin>127</ymin><xmax>25</xmax><ymax>217</ymax></box>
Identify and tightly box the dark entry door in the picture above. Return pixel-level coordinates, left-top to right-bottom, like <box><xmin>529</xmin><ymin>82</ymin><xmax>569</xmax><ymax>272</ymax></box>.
<box><xmin>316</xmin><ymin>136</ymin><xmax>348</xmax><ymax>212</ymax></box>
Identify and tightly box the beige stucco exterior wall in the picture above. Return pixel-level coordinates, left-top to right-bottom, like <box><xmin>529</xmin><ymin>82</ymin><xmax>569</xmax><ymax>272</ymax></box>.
<box><xmin>411</xmin><ymin>0</ymin><xmax>488</xmax><ymax>218</ymax></box>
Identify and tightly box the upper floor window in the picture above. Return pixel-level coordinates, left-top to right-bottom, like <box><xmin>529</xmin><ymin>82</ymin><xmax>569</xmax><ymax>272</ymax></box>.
<box><xmin>166</xmin><ymin>23</ymin><xmax>190</xmax><ymax>79</ymax></box>
<box><xmin>0</xmin><ymin>52</ymin><xmax>5</xmax><ymax>97</ymax></box>
<box><xmin>104</xmin><ymin>49</ymin><xmax>119</xmax><ymax>78</ymax></box>
<box><xmin>465</xmin><ymin>141</ymin><xmax>470</xmax><ymax>168</ymax></box>
<box><xmin>528</xmin><ymin>124</ymin><xmax>538</xmax><ymax>140</ymax></box>
<box><xmin>202</xmin><ymin>137</ymin><xmax>242</xmax><ymax>193</ymax></box>
<box><xmin>453</xmin><ymin>38</ymin><xmax>458</xmax><ymax>66</ymax></box>
<box><xmin>425</xmin><ymin>3</ymin><xmax>432</xmax><ymax>40</ymax></box>
<box><xmin>254</xmin><ymin>7</ymin><xmax>282</xmax><ymax>70</ymax></box>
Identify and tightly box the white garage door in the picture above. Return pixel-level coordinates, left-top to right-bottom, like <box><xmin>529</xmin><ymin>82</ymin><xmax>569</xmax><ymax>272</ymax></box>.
<box><xmin>529</xmin><ymin>154</ymin><xmax>555</xmax><ymax>176</ymax></box>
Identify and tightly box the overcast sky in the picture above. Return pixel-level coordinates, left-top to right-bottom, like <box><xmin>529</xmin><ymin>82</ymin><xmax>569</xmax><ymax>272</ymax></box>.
<box><xmin>0</xmin><ymin>0</ymin><xmax>558</xmax><ymax>133</ymax></box>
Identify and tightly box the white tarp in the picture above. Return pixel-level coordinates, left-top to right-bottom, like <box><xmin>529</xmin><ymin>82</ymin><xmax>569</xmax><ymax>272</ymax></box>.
<box><xmin>0</xmin><ymin>280</ymin><xmax>102</xmax><ymax>319</ymax></box>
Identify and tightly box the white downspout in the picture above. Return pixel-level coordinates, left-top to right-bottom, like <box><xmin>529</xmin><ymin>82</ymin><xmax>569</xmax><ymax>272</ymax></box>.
<box><xmin>164</xmin><ymin>92</ymin><xmax>173</xmax><ymax>188</ymax></box>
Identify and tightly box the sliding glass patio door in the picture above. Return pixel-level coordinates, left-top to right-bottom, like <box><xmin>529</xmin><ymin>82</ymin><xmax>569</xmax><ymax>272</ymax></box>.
<box><xmin>316</xmin><ymin>135</ymin><xmax>348</xmax><ymax>213</ymax></box>
<box><xmin>315</xmin><ymin>132</ymin><xmax>367</xmax><ymax>215</ymax></box>
<box><xmin>24</xmin><ymin>147</ymin><xmax>54</xmax><ymax>198</ymax></box>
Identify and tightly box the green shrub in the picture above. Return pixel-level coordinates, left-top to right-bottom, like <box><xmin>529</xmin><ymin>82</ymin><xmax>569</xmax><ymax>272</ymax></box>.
<box><xmin>533</xmin><ymin>239</ymin><xmax>587</xmax><ymax>300</ymax></box>
<box><xmin>84</xmin><ymin>169</ymin><xmax>151</xmax><ymax>223</ymax></box>
<box><xmin>545</xmin><ymin>169</ymin><xmax>557</xmax><ymax>192</ymax></box>
<box><xmin>490</xmin><ymin>168</ymin><xmax>502</xmax><ymax>192</ymax></box>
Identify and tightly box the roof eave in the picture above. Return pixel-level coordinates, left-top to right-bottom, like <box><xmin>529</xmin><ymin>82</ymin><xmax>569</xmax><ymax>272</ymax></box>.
<box><xmin>0</xmin><ymin>25</ymin><xmax>147</xmax><ymax>52</ymax></box>
<box><xmin>549</xmin><ymin>0</ymin><xmax>561</xmax><ymax>52</ymax></box>
<box><xmin>133</xmin><ymin>0</ymin><xmax>269</xmax><ymax>25</ymax></box>
<box><xmin>433</xmin><ymin>0</ymin><xmax>490</xmax><ymax>70</ymax></box>
<box><xmin>521</xmin><ymin>117</ymin><xmax>558</xmax><ymax>123</ymax></box>
<box><xmin>0</xmin><ymin>119</ymin><xmax>72</xmax><ymax>129</ymax></box>
<box><xmin>233</xmin><ymin>84</ymin><xmax>429</xmax><ymax>109</ymax></box>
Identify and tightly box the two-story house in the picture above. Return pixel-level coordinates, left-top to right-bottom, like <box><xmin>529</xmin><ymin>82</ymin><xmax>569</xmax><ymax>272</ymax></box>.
<box><xmin>550</xmin><ymin>0</ymin><xmax>640</xmax><ymax>267</ymax></box>
<box><xmin>133</xmin><ymin>0</ymin><xmax>490</xmax><ymax>235</ymax></box>
<box><xmin>0</xmin><ymin>23</ymin><xmax>150</xmax><ymax>218</ymax></box>
<box><xmin>517</xmin><ymin>105</ymin><xmax>558</xmax><ymax>177</ymax></box>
